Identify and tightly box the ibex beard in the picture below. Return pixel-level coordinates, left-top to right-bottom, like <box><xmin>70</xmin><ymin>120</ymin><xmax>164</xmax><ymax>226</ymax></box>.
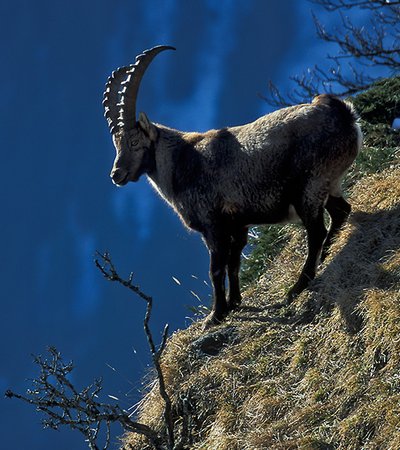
<box><xmin>103</xmin><ymin>46</ymin><xmax>362</xmax><ymax>330</ymax></box>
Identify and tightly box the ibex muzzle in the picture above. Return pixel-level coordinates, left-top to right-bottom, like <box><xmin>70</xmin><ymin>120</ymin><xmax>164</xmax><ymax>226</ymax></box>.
<box><xmin>109</xmin><ymin>134</ymin><xmax>133</xmax><ymax>186</ymax></box>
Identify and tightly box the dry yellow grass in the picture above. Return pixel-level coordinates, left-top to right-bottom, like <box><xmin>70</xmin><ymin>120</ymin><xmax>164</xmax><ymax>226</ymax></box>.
<box><xmin>122</xmin><ymin>166</ymin><xmax>400</xmax><ymax>450</ymax></box>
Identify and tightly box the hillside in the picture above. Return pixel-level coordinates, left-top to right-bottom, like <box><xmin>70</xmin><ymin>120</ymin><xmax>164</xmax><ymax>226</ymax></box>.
<box><xmin>122</xmin><ymin>79</ymin><xmax>400</xmax><ymax>450</ymax></box>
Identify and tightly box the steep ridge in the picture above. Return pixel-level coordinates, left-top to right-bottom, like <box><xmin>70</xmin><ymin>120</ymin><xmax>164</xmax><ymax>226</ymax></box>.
<box><xmin>123</xmin><ymin>78</ymin><xmax>400</xmax><ymax>450</ymax></box>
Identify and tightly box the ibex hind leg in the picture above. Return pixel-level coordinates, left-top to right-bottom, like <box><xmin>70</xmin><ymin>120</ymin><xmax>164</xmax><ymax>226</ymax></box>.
<box><xmin>321</xmin><ymin>195</ymin><xmax>351</xmax><ymax>261</ymax></box>
<box><xmin>285</xmin><ymin>204</ymin><xmax>327</xmax><ymax>305</ymax></box>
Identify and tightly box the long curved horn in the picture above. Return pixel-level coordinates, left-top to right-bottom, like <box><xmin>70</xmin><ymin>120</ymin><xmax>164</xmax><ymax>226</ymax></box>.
<box><xmin>103</xmin><ymin>45</ymin><xmax>175</xmax><ymax>134</ymax></box>
<box><xmin>120</xmin><ymin>45</ymin><xmax>175</xmax><ymax>128</ymax></box>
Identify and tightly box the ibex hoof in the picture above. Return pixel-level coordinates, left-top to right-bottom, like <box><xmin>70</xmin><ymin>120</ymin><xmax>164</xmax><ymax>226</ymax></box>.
<box><xmin>227</xmin><ymin>299</ymin><xmax>241</xmax><ymax>312</ymax></box>
<box><xmin>270</xmin><ymin>290</ymin><xmax>297</xmax><ymax>309</ymax></box>
<box><xmin>202</xmin><ymin>312</ymin><xmax>225</xmax><ymax>331</ymax></box>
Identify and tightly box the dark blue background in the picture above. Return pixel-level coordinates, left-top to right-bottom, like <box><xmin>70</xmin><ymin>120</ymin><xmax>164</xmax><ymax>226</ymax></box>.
<box><xmin>0</xmin><ymin>1</ymin><xmax>385</xmax><ymax>448</ymax></box>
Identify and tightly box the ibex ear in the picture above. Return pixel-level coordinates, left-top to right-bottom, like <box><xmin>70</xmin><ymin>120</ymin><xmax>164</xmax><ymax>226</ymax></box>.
<box><xmin>138</xmin><ymin>112</ymin><xmax>158</xmax><ymax>142</ymax></box>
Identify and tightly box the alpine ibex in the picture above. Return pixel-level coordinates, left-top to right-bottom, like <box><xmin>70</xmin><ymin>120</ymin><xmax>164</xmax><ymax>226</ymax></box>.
<box><xmin>103</xmin><ymin>46</ymin><xmax>362</xmax><ymax>329</ymax></box>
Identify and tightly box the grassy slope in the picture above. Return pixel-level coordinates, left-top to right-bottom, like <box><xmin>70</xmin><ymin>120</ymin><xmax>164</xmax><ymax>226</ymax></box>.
<box><xmin>123</xmin><ymin>79</ymin><xmax>400</xmax><ymax>450</ymax></box>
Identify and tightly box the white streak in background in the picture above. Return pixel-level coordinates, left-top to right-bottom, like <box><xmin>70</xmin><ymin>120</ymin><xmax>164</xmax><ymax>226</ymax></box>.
<box><xmin>0</xmin><ymin>376</ymin><xmax>7</xmax><ymax>396</ymax></box>
<box><xmin>72</xmin><ymin>234</ymin><xmax>100</xmax><ymax>318</ymax></box>
<box><xmin>157</xmin><ymin>0</ymin><xmax>245</xmax><ymax>131</ymax></box>
<box><xmin>140</xmin><ymin>0</ymin><xmax>177</xmax><ymax>45</ymax></box>
<box><xmin>35</xmin><ymin>243</ymin><xmax>52</xmax><ymax>316</ymax></box>
<box><xmin>112</xmin><ymin>182</ymin><xmax>154</xmax><ymax>241</ymax></box>
<box><xmin>104</xmin><ymin>2</ymin><xmax>136</xmax><ymax>68</ymax></box>
<box><xmin>66</xmin><ymin>204</ymin><xmax>100</xmax><ymax>318</ymax></box>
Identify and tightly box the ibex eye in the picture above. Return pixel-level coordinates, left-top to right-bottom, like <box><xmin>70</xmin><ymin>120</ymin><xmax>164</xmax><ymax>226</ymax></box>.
<box><xmin>131</xmin><ymin>140</ymin><xmax>139</xmax><ymax>147</ymax></box>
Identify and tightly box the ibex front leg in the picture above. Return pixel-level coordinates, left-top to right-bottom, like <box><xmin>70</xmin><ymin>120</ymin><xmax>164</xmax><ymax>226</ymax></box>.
<box><xmin>203</xmin><ymin>229</ymin><xmax>230</xmax><ymax>330</ymax></box>
<box><xmin>227</xmin><ymin>227</ymin><xmax>248</xmax><ymax>311</ymax></box>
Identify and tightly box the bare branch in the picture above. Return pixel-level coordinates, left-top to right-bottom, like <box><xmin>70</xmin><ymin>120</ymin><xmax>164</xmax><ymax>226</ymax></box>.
<box><xmin>312</xmin><ymin>0</ymin><xmax>400</xmax><ymax>11</ymax></box>
<box><xmin>7</xmin><ymin>253</ymin><xmax>186</xmax><ymax>449</ymax></box>
<box><xmin>266</xmin><ymin>0</ymin><xmax>400</xmax><ymax>106</ymax></box>
<box><xmin>94</xmin><ymin>252</ymin><xmax>175</xmax><ymax>449</ymax></box>
<box><xmin>313</xmin><ymin>11</ymin><xmax>400</xmax><ymax>69</ymax></box>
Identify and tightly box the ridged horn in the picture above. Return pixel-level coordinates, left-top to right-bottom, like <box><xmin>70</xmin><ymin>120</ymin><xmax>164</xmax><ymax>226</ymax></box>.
<box><xmin>103</xmin><ymin>66</ymin><xmax>131</xmax><ymax>134</ymax></box>
<box><xmin>120</xmin><ymin>45</ymin><xmax>175</xmax><ymax>128</ymax></box>
<box><xmin>103</xmin><ymin>45</ymin><xmax>175</xmax><ymax>134</ymax></box>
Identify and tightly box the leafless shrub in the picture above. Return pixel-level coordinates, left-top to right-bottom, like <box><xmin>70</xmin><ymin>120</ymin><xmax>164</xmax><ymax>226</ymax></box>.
<box><xmin>5</xmin><ymin>252</ymin><xmax>186</xmax><ymax>450</ymax></box>
<box><xmin>266</xmin><ymin>0</ymin><xmax>400</xmax><ymax>106</ymax></box>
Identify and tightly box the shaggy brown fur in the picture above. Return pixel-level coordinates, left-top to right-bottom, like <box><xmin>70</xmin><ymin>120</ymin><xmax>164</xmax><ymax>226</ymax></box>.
<box><xmin>104</xmin><ymin>46</ymin><xmax>362</xmax><ymax>329</ymax></box>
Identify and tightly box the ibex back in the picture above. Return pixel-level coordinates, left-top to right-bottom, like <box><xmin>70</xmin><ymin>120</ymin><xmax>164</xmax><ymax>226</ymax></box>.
<box><xmin>103</xmin><ymin>46</ymin><xmax>362</xmax><ymax>329</ymax></box>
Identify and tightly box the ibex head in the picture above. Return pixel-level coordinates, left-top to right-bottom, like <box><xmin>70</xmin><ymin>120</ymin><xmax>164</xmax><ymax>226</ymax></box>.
<box><xmin>103</xmin><ymin>46</ymin><xmax>175</xmax><ymax>186</ymax></box>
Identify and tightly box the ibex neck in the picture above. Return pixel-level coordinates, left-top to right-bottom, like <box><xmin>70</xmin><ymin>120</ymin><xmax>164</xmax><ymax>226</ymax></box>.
<box><xmin>146</xmin><ymin>124</ymin><xmax>184</xmax><ymax>203</ymax></box>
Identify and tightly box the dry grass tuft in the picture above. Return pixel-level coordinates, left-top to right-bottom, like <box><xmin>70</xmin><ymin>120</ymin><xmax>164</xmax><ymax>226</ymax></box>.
<box><xmin>122</xmin><ymin>166</ymin><xmax>400</xmax><ymax>449</ymax></box>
